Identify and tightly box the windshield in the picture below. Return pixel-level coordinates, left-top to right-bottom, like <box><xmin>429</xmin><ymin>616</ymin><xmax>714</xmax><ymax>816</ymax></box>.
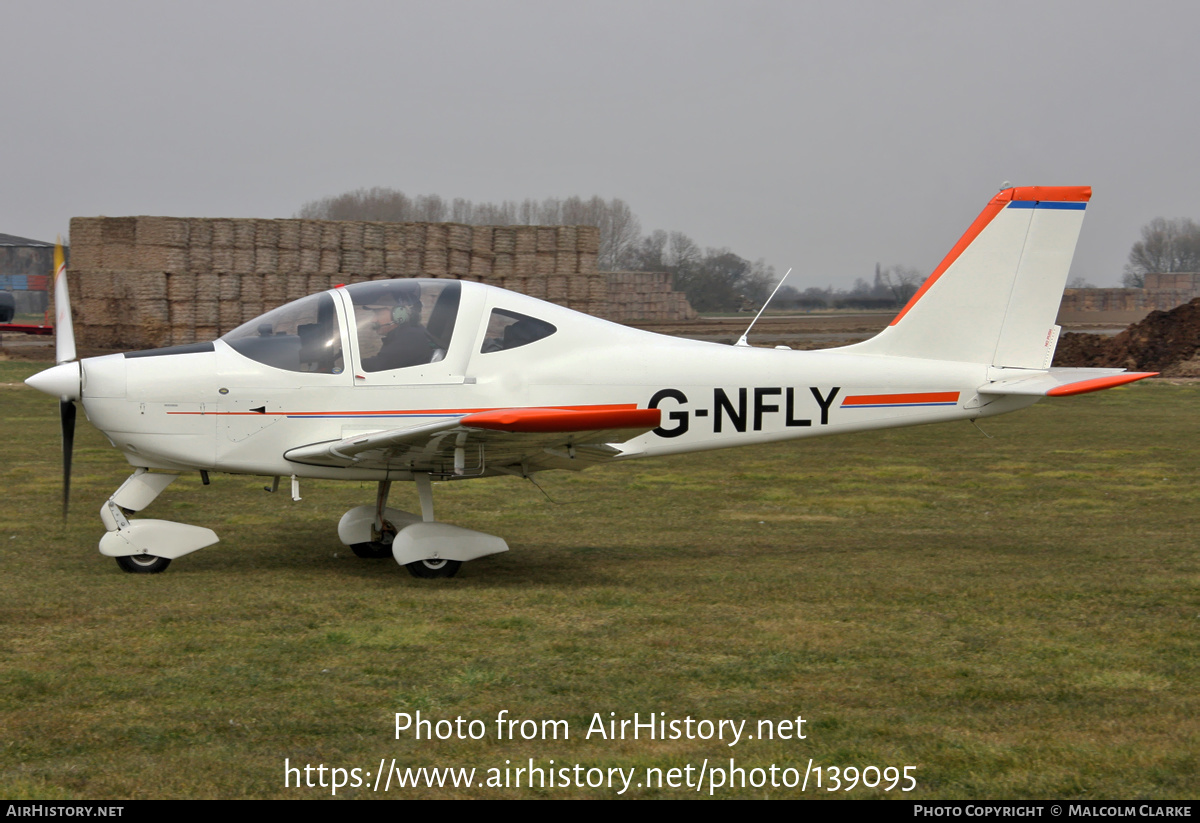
<box><xmin>221</xmin><ymin>291</ymin><xmax>344</xmax><ymax>374</ymax></box>
<box><xmin>345</xmin><ymin>280</ymin><xmax>461</xmax><ymax>373</ymax></box>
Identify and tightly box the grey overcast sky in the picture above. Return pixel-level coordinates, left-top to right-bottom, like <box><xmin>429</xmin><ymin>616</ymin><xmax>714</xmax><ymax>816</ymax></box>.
<box><xmin>5</xmin><ymin>0</ymin><xmax>1199</xmax><ymax>289</ymax></box>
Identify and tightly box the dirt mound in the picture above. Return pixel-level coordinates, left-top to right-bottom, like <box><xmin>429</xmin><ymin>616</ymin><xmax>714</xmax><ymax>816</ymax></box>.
<box><xmin>1053</xmin><ymin>297</ymin><xmax>1200</xmax><ymax>376</ymax></box>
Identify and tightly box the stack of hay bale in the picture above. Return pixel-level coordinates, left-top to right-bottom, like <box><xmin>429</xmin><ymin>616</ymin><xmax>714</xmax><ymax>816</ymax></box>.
<box><xmin>66</xmin><ymin>216</ymin><xmax>696</xmax><ymax>349</ymax></box>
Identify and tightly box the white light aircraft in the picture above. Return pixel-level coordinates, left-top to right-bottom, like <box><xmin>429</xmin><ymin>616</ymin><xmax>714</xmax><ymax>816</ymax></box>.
<box><xmin>27</xmin><ymin>186</ymin><xmax>1155</xmax><ymax>578</ymax></box>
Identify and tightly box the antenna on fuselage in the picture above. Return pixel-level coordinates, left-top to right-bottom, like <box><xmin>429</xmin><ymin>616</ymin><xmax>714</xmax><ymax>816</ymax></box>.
<box><xmin>735</xmin><ymin>267</ymin><xmax>792</xmax><ymax>348</ymax></box>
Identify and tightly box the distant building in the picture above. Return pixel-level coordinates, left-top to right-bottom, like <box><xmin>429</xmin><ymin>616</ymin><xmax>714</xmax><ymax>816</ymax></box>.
<box><xmin>0</xmin><ymin>233</ymin><xmax>57</xmax><ymax>315</ymax></box>
<box><xmin>1057</xmin><ymin>273</ymin><xmax>1200</xmax><ymax>325</ymax></box>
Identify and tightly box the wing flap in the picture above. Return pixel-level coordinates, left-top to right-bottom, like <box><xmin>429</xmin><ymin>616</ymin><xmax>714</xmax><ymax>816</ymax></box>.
<box><xmin>284</xmin><ymin>406</ymin><xmax>661</xmax><ymax>472</ymax></box>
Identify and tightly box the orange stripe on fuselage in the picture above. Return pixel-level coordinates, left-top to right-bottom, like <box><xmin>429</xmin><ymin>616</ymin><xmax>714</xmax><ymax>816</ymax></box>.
<box><xmin>889</xmin><ymin>186</ymin><xmax>1092</xmax><ymax>327</ymax></box>
<box><xmin>842</xmin><ymin>391</ymin><xmax>959</xmax><ymax>406</ymax></box>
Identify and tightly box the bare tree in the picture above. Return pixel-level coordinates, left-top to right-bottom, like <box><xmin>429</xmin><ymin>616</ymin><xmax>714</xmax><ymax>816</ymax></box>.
<box><xmin>1122</xmin><ymin>217</ymin><xmax>1200</xmax><ymax>287</ymax></box>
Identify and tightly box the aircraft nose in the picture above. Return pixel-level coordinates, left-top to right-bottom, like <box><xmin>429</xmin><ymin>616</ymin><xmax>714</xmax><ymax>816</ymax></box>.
<box><xmin>25</xmin><ymin>361</ymin><xmax>81</xmax><ymax>401</ymax></box>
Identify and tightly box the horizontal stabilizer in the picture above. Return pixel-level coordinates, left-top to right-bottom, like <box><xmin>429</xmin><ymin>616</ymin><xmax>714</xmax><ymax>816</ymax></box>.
<box><xmin>979</xmin><ymin>369</ymin><xmax>1157</xmax><ymax>397</ymax></box>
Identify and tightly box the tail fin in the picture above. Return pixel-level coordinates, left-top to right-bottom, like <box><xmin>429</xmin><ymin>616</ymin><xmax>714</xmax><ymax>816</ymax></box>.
<box><xmin>847</xmin><ymin>186</ymin><xmax>1091</xmax><ymax>369</ymax></box>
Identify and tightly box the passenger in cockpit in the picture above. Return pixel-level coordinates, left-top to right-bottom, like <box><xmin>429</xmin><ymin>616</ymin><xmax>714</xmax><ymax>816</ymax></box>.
<box><xmin>361</xmin><ymin>283</ymin><xmax>434</xmax><ymax>371</ymax></box>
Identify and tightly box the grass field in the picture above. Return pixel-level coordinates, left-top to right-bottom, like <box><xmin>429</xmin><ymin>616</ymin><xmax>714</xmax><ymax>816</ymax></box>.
<box><xmin>1</xmin><ymin>360</ymin><xmax>1196</xmax><ymax>799</ymax></box>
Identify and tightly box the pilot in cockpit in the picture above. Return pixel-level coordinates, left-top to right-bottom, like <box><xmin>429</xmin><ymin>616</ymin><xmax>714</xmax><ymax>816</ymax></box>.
<box><xmin>361</xmin><ymin>282</ymin><xmax>433</xmax><ymax>371</ymax></box>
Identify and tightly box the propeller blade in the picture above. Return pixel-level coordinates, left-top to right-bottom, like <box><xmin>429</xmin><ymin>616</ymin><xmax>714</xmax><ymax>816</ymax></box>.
<box><xmin>53</xmin><ymin>239</ymin><xmax>76</xmax><ymax>364</ymax></box>
<box><xmin>60</xmin><ymin>398</ymin><xmax>76</xmax><ymax>519</ymax></box>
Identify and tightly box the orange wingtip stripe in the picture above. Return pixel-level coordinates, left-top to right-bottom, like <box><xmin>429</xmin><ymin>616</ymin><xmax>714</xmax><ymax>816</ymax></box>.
<box><xmin>461</xmin><ymin>407</ymin><xmax>661</xmax><ymax>433</ymax></box>
<box><xmin>1045</xmin><ymin>372</ymin><xmax>1157</xmax><ymax>397</ymax></box>
<box><xmin>842</xmin><ymin>391</ymin><xmax>960</xmax><ymax>406</ymax></box>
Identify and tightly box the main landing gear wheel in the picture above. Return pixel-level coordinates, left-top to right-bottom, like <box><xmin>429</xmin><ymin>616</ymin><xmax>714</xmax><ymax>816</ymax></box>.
<box><xmin>115</xmin><ymin>554</ymin><xmax>172</xmax><ymax>574</ymax></box>
<box><xmin>405</xmin><ymin>558</ymin><xmax>462</xmax><ymax>579</ymax></box>
<box><xmin>350</xmin><ymin>541</ymin><xmax>392</xmax><ymax>559</ymax></box>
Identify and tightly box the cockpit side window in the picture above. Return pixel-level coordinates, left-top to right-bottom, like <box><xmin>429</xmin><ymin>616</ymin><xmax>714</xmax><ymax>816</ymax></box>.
<box><xmin>347</xmin><ymin>280</ymin><xmax>461</xmax><ymax>373</ymax></box>
<box><xmin>221</xmin><ymin>292</ymin><xmax>344</xmax><ymax>374</ymax></box>
<box><xmin>480</xmin><ymin>309</ymin><xmax>557</xmax><ymax>353</ymax></box>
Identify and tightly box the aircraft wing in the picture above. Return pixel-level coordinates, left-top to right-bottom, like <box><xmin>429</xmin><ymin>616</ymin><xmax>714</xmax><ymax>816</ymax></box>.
<box><xmin>978</xmin><ymin>368</ymin><xmax>1157</xmax><ymax>397</ymax></box>
<box><xmin>284</xmin><ymin>406</ymin><xmax>661</xmax><ymax>474</ymax></box>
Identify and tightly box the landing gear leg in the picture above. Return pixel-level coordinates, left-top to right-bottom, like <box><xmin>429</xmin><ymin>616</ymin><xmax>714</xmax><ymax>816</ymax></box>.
<box><xmin>349</xmin><ymin>480</ymin><xmax>397</xmax><ymax>558</ymax></box>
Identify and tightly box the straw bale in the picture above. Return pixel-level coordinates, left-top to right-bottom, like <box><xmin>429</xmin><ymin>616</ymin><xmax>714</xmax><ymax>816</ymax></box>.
<box><xmin>320</xmin><ymin>222</ymin><xmax>341</xmax><ymax>250</ymax></box>
<box><xmin>277</xmin><ymin>220</ymin><xmax>300</xmax><ymax>249</ymax></box>
<box><xmin>515</xmin><ymin>254</ymin><xmax>538</xmax><ymax>276</ymax></box>
<box><xmin>240</xmin><ymin>302</ymin><xmax>265</xmax><ymax>324</ymax></box>
<box><xmin>382</xmin><ymin>224</ymin><xmax>407</xmax><ymax>250</ymax></box>
<box><xmin>319</xmin><ymin>250</ymin><xmax>340</xmax><ymax>274</ymax></box>
<box><xmin>80</xmin><ymin>297</ymin><xmax>115</xmax><ymax>325</ymax></box>
<box><xmin>187</xmin><ymin>246</ymin><xmax>213</xmax><ymax>270</ymax></box>
<box><xmin>567</xmin><ymin>276</ymin><xmax>590</xmax><ymax>302</ymax></box>
<box><xmin>556</xmin><ymin>251</ymin><xmax>579</xmax><ymax>274</ymax></box>
<box><xmin>587</xmin><ymin>273</ymin><xmax>608</xmax><ymax>301</ymax></box>
<box><xmin>254</xmin><ymin>219</ymin><xmax>279</xmax><ymax>249</ymax></box>
<box><xmin>233</xmin><ymin>220</ymin><xmax>256</xmax><ymax>249</ymax></box>
<box><xmin>342</xmin><ymin>249</ymin><xmax>364</xmax><ymax>274</ymax></box>
<box><xmin>447</xmin><ymin>224</ymin><xmax>472</xmax><ymax>251</ymax></box>
<box><xmin>424</xmin><ymin>249</ymin><xmax>449</xmax><ymax>276</ymax></box>
<box><xmin>166</xmin><ymin>272</ymin><xmax>196</xmax><ymax>302</ymax></box>
<box><xmin>262</xmin><ymin>274</ymin><xmax>287</xmax><ymax>303</ymax></box>
<box><xmin>576</xmin><ymin>226</ymin><xmax>600</xmax><ymax>254</ymax></box>
<box><xmin>307</xmin><ymin>274</ymin><xmax>329</xmax><ymax>294</ymax></box>
<box><xmin>136</xmin><ymin>216</ymin><xmax>189</xmax><ymax>247</ymax></box>
<box><xmin>240</xmin><ymin>275</ymin><xmax>262</xmax><ymax>303</ymax></box>
<box><xmin>188</xmin><ymin>218</ymin><xmax>213</xmax><ymax>248</ymax></box>
<box><xmin>402</xmin><ymin>249</ymin><xmax>423</xmax><ymax>278</ymax></box>
<box><xmin>536</xmin><ymin>227</ymin><xmax>557</xmax><ymax>252</ymax></box>
<box><xmin>536</xmin><ymin>252</ymin><xmax>556</xmax><ymax>276</ymax></box>
<box><xmin>212</xmin><ymin>247</ymin><xmax>235</xmax><ymax>270</ymax></box>
<box><xmin>234</xmin><ymin>249</ymin><xmax>256</xmax><ymax>271</ymax></box>
<box><xmin>210</xmin><ymin>219</ymin><xmax>235</xmax><ymax>248</ymax></box>
<box><xmin>492</xmin><ymin>227</ymin><xmax>516</xmax><ymax>254</ymax></box>
<box><xmin>363</xmin><ymin>222</ymin><xmax>384</xmax><ymax>249</ymax></box>
<box><xmin>405</xmin><ymin>224</ymin><xmax>427</xmax><ymax>252</ymax></box>
<box><xmin>364</xmin><ymin>248</ymin><xmax>385</xmax><ymax>275</ymax></box>
<box><xmin>300</xmin><ymin>220</ymin><xmax>322</xmax><ymax>250</ymax></box>
<box><xmin>218</xmin><ymin>273</ymin><xmax>241</xmax><ymax>301</ymax></box>
<box><xmin>83</xmin><ymin>271</ymin><xmax>116</xmax><ymax>300</ymax></box>
<box><xmin>101</xmin><ymin>217</ymin><xmax>137</xmax><ymax>245</ymax></box>
<box><xmin>194</xmin><ymin>300</ymin><xmax>218</xmax><ymax>325</ymax></box>
<box><xmin>219</xmin><ymin>300</ymin><xmax>242</xmax><ymax>331</ymax></box>
<box><xmin>140</xmin><ymin>300</ymin><xmax>171</xmax><ymax>344</ymax></box>
<box><xmin>135</xmin><ymin>245</ymin><xmax>184</xmax><ymax>271</ymax></box>
<box><xmin>278</xmin><ymin>248</ymin><xmax>300</xmax><ymax>272</ymax></box>
<box><xmin>424</xmin><ymin>224</ymin><xmax>448</xmax><ymax>253</ymax></box>
<box><xmin>555</xmin><ymin>226</ymin><xmax>577</xmax><ymax>250</ymax></box>
<box><xmin>68</xmin><ymin>218</ymin><xmax>103</xmax><ymax>266</ymax></box>
<box><xmin>449</xmin><ymin>249</ymin><xmax>471</xmax><ymax>277</ymax></box>
<box><xmin>502</xmin><ymin>276</ymin><xmax>526</xmax><ymax>294</ymax></box>
<box><xmin>471</xmin><ymin>226</ymin><xmax>493</xmax><ymax>253</ymax></box>
<box><xmin>341</xmin><ymin>222</ymin><xmax>365</xmax><ymax>252</ymax></box>
<box><xmin>299</xmin><ymin>248</ymin><xmax>321</xmax><ymax>270</ymax></box>
<box><xmin>546</xmin><ymin>275</ymin><xmax>569</xmax><ymax>301</ymax></box>
<box><xmin>84</xmin><ymin>325</ymin><xmax>119</xmax><ymax>348</ymax></box>
<box><xmin>492</xmin><ymin>253</ymin><xmax>514</xmax><ymax>277</ymax></box>
<box><xmin>169</xmin><ymin>300</ymin><xmax>195</xmax><ymax>328</ymax></box>
<box><xmin>194</xmin><ymin>325</ymin><xmax>218</xmax><ymax>342</ymax></box>
<box><xmin>102</xmin><ymin>244</ymin><xmax>137</xmax><ymax>270</ymax></box>
<box><xmin>287</xmin><ymin>274</ymin><xmax>309</xmax><ymax>300</ymax></box>
<box><xmin>195</xmin><ymin>272</ymin><xmax>220</xmax><ymax>302</ymax></box>
<box><xmin>469</xmin><ymin>254</ymin><xmax>493</xmax><ymax>280</ymax></box>
<box><xmin>385</xmin><ymin>249</ymin><xmax>407</xmax><ymax>276</ymax></box>
<box><xmin>132</xmin><ymin>272</ymin><xmax>168</xmax><ymax>301</ymax></box>
<box><xmin>511</xmin><ymin>227</ymin><xmax>534</xmax><ymax>254</ymax></box>
<box><xmin>578</xmin><ymin>252</ymin><xmax>598</xmax><ymax>273</ymax></box>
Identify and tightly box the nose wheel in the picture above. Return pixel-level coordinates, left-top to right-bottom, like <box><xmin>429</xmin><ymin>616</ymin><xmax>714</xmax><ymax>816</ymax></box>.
<box><xmin>405</xmin><ymin>558</ymin><xmax>462</xmax><ymax>578</ymax></box>
<box><xmin>115</xmin><ymin>554</ymin><xmax>172</xmax><ymax>574</ymax></box>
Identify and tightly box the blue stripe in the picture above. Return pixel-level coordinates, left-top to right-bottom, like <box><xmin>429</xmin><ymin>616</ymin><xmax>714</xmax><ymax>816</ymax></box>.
<box><xmin>1007</xmin><ymin>201</ymin><xmax>1087</xmax><ymax>210</ymax></box>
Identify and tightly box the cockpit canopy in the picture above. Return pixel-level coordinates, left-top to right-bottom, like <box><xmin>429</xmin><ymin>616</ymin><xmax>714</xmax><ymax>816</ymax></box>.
<box><xmin>220</xmin><ymin>280</ymin><xmax>463</xmax><ymax>374</ymax></box>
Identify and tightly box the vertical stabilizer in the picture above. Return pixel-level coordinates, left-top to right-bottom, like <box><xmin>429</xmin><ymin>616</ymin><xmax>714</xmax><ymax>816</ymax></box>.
<box><xmin>845</xmin><ymin>186</ymin><xmax>1090</xmax><ymax>368</ymax></box>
